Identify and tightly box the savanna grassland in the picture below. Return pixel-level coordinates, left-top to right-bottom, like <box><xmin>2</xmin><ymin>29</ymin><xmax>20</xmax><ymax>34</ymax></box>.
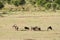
<box><xmin>0</xmin><ymin>11</ymin><xmax>60</xmax><ymax>40</ymax></box>
<box><xmin>0</xmin><ymin>0</ymin><xmax>60</xmax><ymax>40</ymax></box>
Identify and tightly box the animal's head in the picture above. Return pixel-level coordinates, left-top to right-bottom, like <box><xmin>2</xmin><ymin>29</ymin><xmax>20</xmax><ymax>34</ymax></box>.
<box><xmin>12</xmin><ymin>24</ymin><xmax>17</xmax><ymax>27</ymax></box>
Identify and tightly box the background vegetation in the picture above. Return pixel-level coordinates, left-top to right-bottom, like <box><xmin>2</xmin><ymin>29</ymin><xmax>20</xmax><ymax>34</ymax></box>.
<box><xmin>0</xmin><ymin>0</ymin><xmax>60</xmax><ymax>12</ymax></box>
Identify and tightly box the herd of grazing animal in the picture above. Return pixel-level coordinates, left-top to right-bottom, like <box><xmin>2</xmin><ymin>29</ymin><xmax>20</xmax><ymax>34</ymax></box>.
<box><xmin>12</xmin><ymin>24</ymin><xmax>53</xmax><ymax>31</ymax></box>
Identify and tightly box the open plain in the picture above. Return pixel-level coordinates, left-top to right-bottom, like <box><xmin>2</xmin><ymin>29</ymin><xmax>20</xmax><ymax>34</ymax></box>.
<box><xmin>0</xmin><ymin>11</ymin><xmax>60</xmax><ymax>40</ymax></box>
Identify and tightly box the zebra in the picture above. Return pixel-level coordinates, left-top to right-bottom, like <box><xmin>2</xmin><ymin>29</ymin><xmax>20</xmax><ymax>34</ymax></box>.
<box><xmin>31</xmin><ymin>26</ymin><xmax>41</xmax><ymax>31</ymax></box>
<box><xmin>24</xmin><ymin>26</ymin><xmax>29</xmax><ymax>31</ymax></box>
<box><xmin>12</xmin><ymin>24</ymin><xmax>19</xmax><ymax>31</ymax></box>
<box><xmin>47</xmin><ymin>26</ymin><xmax>52</xmax><ymax>31</ymax></box>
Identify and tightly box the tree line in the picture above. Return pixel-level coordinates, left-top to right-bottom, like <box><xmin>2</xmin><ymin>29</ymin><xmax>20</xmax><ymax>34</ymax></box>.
<box><xmin>0</xmin><ymin>0</ymin><xmax>60</xmax><ymax>11</ymax></box>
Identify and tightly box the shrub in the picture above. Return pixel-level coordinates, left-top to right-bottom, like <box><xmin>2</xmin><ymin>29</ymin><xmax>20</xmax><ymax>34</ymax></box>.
<box><xmin>36</xmin><ymin>0</ymin><xmax>47</xmax><ymax>6</ymax></box>
<box><xmin>45</xmin><ymin>3</ymin><xmax>51</xmax><ymax>9</ymax></box>
<box><xmin>29</xmin><ymin>0</ymin><xmax>36</xmax><ymax>5</ymax></box>
<box><xmin>14</xmin><ymin>0</ymin><xmax>26</xmax><ymax>6</ymax></box>
<box><xmin>0</xmin><ymin>2</ymin><xmax>4</xmax><ymax>9</ymax></box>
<box><xmin>55</xmin><ymin>0</ymin><xmax>60</xmax><ymax>5</ymax></box>
<box><xmin>14</xmin><ymin>1</ymin><xmax>19</xmax><ymax>6</ymax></box>
<box><xmin>7</xmin><ymin>0</ymin><xmax>11</xmax><ymax>4</ymax></box>
<box><xmin>53</xmin><ymin>3</ymin><xmax>57</xmax><ymax>10</ymax></box>
<box><xmin>19</xmin><ymin>0</ymin><xmax>26</xmax><ymax>5</ymax></box>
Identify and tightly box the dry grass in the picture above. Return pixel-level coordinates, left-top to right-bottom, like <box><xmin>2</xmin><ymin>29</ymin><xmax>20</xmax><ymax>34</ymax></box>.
<box><xmin>0</xmin><ymin>11</ymin><xmax>60</xmax><ymax>40</ymax></box>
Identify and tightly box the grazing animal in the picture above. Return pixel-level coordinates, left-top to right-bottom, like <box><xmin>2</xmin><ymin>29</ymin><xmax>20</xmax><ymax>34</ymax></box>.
<box><xmin>31</xmin><ymin>26</ymin><xmax>41</xmax><ymax>31</ymax></box>
<box><xmin>38</xmin><ymin>27</ymin><xmax>41</xmax><ymax>31</ymax></box>
<box><xmin>24</xmin><ymin>26</ymin><xmax>29</xmax><ymax>30</ymax></box>
<box><xmin>47</xmin><ymin>26</ymin><xmax>52</xmax><ymax>31</ymax></box>
<box><xmin>12</xmin><ymin>24</ymin><xmax>19</xmax><ymax>31</ymax></box>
